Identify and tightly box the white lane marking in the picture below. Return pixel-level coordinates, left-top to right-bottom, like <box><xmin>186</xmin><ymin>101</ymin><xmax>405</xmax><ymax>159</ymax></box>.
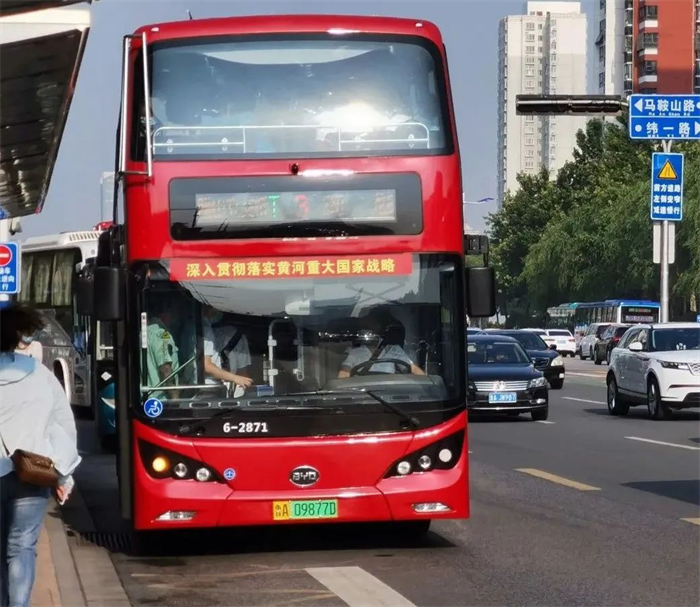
<box><xmin>535</xmin><ymin>420</ymin><xmax>556</xmax><ymax>424</ymax></box>
<box><xmin>563</xmin><ymin>397</ymin><xmax>606</xmax><ymax>405</ymax></box>
<box><xmin>515</xmin><ymin>468</ymin><xmax>601</xmax><ymax>491</ymax></box>
<box><xmin>307</xmin><ymin>566</ymin><xmax>416</xmax><ymax>607</ymax></box>
<box><xmin>681</xmin><ymin>518</ymin><xmax>700</xmax><ymax>526</ymax></box>
<box><xmin>624</xmin><ymin>437</ymin><xmax>700</xmax><ymax>451</ymax></box>
<box><xmin>566</xmin><ymin>372</ymin><xmax>606</xmax><ymax>378</ymax></box>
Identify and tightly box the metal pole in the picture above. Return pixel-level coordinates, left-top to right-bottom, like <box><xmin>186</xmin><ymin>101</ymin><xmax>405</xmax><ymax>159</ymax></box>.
<box><xmin>660</xmin><ymin>140</ymin><xmax>672</xmax><ymax>323</ymax></box>
<box><xmin>0</xmin><ymin>219</ymin><xmax>10</xmax><ymax>305</ymax></box>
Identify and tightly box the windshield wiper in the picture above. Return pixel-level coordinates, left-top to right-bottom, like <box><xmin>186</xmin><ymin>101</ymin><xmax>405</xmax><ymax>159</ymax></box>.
<box><xmin>301</xmin><ymin>389</ymin><xmax>419</xmax><ymax>430</ymax></box>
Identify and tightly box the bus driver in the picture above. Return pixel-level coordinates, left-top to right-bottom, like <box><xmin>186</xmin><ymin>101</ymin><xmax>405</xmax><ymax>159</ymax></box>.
<box><xmin>338</xmin><ymin>318</ymin><xmax>425</xmax><ymax>378</ymax></box>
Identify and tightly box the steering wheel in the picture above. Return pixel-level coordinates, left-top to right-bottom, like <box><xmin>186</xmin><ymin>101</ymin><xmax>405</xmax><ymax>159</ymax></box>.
<box><xmin>350</xmin><ymin>358</ymin><xmax>412</xmax><ymax>376</ymax></box>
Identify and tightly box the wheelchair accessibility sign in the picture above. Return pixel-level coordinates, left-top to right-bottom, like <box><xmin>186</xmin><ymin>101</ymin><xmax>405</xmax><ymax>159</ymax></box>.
<box><xmin>144</xmin><ymin>398</ymin><xmax>163</xmax><ymax>418</ymax></box>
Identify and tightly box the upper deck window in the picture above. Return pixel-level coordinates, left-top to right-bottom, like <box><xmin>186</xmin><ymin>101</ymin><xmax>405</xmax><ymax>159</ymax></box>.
<box><xmin>134</xmin><ymin>35</ymin><xmax>452</xmax><ymax>160</ymax></box>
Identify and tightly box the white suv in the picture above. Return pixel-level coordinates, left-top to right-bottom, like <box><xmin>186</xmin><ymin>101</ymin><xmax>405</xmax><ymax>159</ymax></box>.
<box><xmin>606</xmin><ymin>323</ymin><xmax>700</xmax><ymax>419</ymax></box>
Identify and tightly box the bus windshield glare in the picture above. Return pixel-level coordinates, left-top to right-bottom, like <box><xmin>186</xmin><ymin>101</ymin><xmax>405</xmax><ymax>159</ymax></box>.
<box><xmin>137</xmin><ymin>254</ymin><xmax>461</xmax><ymax>414</ymax></box>
<box><xmin>141</xmin><ymin>37</ymin><xmax>451</xmax><ymax>159</ymax></box>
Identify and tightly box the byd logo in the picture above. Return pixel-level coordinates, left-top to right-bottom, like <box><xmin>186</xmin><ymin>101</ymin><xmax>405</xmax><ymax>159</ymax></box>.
<box><xmin>290</xmin><ymin>466</ymin><xmax>320</xmax><ymax>487</ymax></box>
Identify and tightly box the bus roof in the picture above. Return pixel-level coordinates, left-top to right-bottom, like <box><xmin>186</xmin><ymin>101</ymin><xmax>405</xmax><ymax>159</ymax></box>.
<box><xmin>22</xmin><ymin>230</ymin><xmax>101</xmax><ymax>256</ymax></box>
<box><xmin>134</xmin><ymin>14</ymin><xmax>443</xmax><ymax>44</ymax></box>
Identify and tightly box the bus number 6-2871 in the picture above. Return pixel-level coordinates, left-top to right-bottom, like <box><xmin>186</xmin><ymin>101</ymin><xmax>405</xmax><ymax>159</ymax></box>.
<box><xmin>223</xmin><ymin>422</ymin><xmax>269</xmax><ymax>434</ymax></box>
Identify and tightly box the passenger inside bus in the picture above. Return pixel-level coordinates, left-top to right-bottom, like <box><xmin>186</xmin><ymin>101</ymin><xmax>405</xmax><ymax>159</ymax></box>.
<box><xmin>337</xmin><ymin>315</ymin><xmax>425</xmax><ymax>378</ymax></box>
<box><xmin>202</xmin><ymin>305</ymin><xmax>253</xmax><ymax>390</ymax></box>
<box><xmin>145</xmin><ymin>297</ymin><xmax>180</xmax><ymax>399</ymax></box>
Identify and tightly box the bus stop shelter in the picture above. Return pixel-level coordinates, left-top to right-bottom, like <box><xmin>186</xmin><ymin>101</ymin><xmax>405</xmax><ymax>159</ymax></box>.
<box><xmin>0</xmin><ymin>0</ymin><xmax>92</xmax><ymax>220</ymax></box>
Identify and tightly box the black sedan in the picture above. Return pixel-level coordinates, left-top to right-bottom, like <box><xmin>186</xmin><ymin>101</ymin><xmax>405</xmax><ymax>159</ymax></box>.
<box><xmin>485</xmin><ymin>329</ymin><xmax>565</xmax><ymax>389</ymax></box>
<box><xmin>592</xmin><ymin>324</ymin><xmax>631</xmax><ymax>365</ymax></box>
<box><xmin>467</xmin><ymin>335</ymin><xmax>549</xmax><ymax>421</ymax></box>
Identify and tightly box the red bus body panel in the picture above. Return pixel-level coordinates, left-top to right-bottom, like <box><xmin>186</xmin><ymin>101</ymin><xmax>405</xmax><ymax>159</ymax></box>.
<box><xmin>133</xmin><ymin>413</ymin><xmax>468</xmax><ymax>529</ymax></box>
<box><xmin>121</xmin><ymin>15</ymin><xmax>467</xmax><ymax>530</ymax></box>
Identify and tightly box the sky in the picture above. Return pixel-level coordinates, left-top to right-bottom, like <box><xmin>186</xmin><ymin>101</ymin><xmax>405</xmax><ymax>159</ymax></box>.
<box><xmin>21</xmin><ymin>0</ymin><xmax>599</xmax><ymax>238</ymax></box>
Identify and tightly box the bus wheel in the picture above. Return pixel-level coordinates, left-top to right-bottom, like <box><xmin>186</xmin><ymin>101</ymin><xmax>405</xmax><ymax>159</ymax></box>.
<box><xmin>393</xmin><ymin>520</ymin><xmax>431</xmax><ymax>538</ymax></box>
<box><xmin>130</xmin><ymin>530</ymin><xmax>162</xmax><ymax>556</ymax></box>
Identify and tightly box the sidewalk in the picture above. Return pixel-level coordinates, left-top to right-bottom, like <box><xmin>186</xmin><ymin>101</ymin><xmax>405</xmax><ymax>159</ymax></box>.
<box><xmin>30</xmin><ymin>525</ymin><xmax>61</xmax><ymax>607</ymax></box>
<box><xmin>30</xmin><ymin>492</ymin><xmax>130</xmax><ymax>607</ymax></box>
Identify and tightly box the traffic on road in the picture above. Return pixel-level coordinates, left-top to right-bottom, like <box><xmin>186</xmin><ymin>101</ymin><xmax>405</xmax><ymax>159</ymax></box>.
<box><xmin>1</xmin><ymin>4</ymin><xmax>699</xmax><ymax>607</ymax></box>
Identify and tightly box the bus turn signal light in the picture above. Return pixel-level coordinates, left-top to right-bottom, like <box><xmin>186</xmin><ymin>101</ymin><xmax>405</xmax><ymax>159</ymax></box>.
<box><xmin>151</xmin><ymin>456</ymin><xmax>170</xmax><ymax>473</ymax></box>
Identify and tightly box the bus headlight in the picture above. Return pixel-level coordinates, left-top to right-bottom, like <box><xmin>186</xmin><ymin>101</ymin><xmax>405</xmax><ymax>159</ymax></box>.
<box><xmin>397</xmin><ymin>461</ymin><xmax>412</xmax><ymax>475</ymax></box>
<box><xmin>438</xmin><ymin>449</ymin><xmax>453</xmax><ymax>463</ymax></box>
<box><xmin>418</xmin><ymin>455</ymin><xmax>432</xmax><ymax>470</ymax></box>
<box><xmin>195</xmin><ymin>468</ymin><xmax>212</xmax><ymax>482</ymax></box>
<box><xmin>385</xmin><ymin>431</ymin><xmax>464</xmax><ymax>478</ymax></box>
<box><xmin>173</xmin><ymin>463</ymin><xmax>189</xmax><ymax>479</ymax></box>
<box><xmin>139</xmin><ymin>441</ymin><xmax>221</xmax><ymax>483</ymax></box>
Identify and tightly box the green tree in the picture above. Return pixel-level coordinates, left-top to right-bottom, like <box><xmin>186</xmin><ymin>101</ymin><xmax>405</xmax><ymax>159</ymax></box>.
<box><xmin>489</xmin><ymin>112</ymin><xmax>699</xmax><ymax>322</ymax></box>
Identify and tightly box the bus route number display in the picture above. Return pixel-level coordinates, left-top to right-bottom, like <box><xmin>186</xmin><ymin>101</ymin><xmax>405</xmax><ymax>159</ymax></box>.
<box><xmin>621</xmin><ymin>307</ymin><xmax>657</xmax><ymax>323</ymax></box>
<box><xmin>194</xmin><ymin>189</ymin><xmax>397</xmax><ymax>227</ymax></box>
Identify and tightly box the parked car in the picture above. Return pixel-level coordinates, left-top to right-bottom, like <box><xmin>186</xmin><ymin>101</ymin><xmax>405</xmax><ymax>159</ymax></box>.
<box><xmin>485</xmin><ymin>329</ymin><xmax>565</xmax><ymax>389</ymax></box>
<box><xmin>467</xmin><ymin>334</ymin><xmax>549</xmax><ymax>421</ymax></box>
<box><xmin>593</xmin><ymin>324</ymin><xmax>631</xmax><ymax>365</ymax></box>
<box><xmin>545</xmin><ymin>329</ymin><xmax>576</xmax><ymax>357</ymax></box>
<box><xmin>522</xmin><ymin>328</ymin><xmax>555</xmax><ymax>349</ymax></box>
<box><xmin>606</xmin><ymin>323</ymin><xmax>700</xmax><ymax>419</ymax></box>
<box><xmin>578</xmin><ymin>323</ymin><xmax>611</xmax><ymax>360</ymax></box>
<box><xmin>467</xmin><ymin>327</ymin><xmax>484</xmax><ymax>335</ymax></box>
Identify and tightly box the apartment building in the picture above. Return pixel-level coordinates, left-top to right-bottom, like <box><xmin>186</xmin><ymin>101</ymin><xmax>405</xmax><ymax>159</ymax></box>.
<box><xmin>497</xmin><ymin>1</ymin><xmax>587</xmax><ymax>206</ymax></box>
<box><xmin>595</xmin><ymin>0</ymin><xmax>700</xmax><ymax>95</ymax></box>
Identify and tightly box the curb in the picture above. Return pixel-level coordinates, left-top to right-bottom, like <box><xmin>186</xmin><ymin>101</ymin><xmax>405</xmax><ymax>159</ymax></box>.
<box><xmin>45</xmin><ymin>500</ymin><xmax>86</xmax><ymax>607</ymax></box>
<box><xmin>54</xmin><ymin>485</ymin><xmax>131</xmax><ymax>607</ymax></box>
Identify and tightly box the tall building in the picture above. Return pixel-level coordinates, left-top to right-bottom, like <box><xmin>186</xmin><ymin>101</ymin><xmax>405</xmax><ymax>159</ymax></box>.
<box><xmin>595</xmin><ymin>0</ymin><xmax>700</xmax><ymax>96</ymax></box>
<box><xmin>497</xmin><ymin>1</ymin><xmax>587</xmax><ymax>206</ymax></box>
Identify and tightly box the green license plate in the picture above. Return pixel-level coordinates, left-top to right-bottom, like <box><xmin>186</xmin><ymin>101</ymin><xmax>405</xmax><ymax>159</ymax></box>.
<box><xmin>273</xmin><ymin>499</ymin><xmax>338</xmax><ymax>520</ymax></box>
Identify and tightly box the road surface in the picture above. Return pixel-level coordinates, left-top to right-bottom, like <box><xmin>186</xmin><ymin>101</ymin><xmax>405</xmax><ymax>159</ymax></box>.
<box><xmin>70</xmin><ymin>357</ymin><xmax>699</xmax><ymax>606</ymax></box>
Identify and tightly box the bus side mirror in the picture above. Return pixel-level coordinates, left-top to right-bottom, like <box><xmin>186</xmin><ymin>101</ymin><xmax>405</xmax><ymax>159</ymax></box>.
<box><xmin>76</xmin><ymin>275</ymin><xmax>94</xmax><ymax>317</ymax></box>
<box><xmin>94</xmin><ymin>267</ymin><xmax>124</xmax><ymax>321</ymax></box>
<box><xmin>466</xmin><ymin>266</ymin><xmax>496</xmax><ymax>318</ymax></box>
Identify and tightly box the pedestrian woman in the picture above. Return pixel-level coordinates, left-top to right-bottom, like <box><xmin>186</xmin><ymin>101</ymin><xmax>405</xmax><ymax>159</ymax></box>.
<box><xmin>0</xmin><ymin>304</ymin><xmax>80</xmax><ymax>607</ymax></box>
<box><xmin>14</xmin><ymin>331</ymin><xmax>42</xmax><ymax>364</ymax></box>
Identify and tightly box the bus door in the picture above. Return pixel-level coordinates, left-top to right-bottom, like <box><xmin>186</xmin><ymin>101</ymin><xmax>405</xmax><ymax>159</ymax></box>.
<box><xmin>94</xmin><ymin>320</ymin><xmax>117</xmax><ymax>449</ymax></box>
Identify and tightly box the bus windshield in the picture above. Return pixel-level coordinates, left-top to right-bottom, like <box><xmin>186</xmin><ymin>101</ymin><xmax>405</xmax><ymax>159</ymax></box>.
<box><xmin>141</xmin><ymin>36</ymin><xmax>451</xmax><ymax>159</ymax></box>
<box><xmin>136</xmin><ymin>254</ymin><xmax>461</xmax><ymax>414</ymax></box>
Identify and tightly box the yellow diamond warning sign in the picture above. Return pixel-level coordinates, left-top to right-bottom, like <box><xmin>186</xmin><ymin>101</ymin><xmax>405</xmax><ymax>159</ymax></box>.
<box><xmin>657</xmin><ymin>160</ymin><xmax>678</xmax><ymax>180</ymax></box>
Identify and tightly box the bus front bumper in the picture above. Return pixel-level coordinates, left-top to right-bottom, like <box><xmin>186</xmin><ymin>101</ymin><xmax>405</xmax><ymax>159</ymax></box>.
<box><xmin>133</xmin><ymin>454</ymin><xmax>468</xmax><ymax>530</ymax></box>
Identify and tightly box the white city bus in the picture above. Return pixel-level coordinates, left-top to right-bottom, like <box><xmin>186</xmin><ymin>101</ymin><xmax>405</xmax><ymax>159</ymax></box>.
<box><xmin>19</xmin><ymin>230</ymin><xmax>102</xmax><ymax>411</ymax></box>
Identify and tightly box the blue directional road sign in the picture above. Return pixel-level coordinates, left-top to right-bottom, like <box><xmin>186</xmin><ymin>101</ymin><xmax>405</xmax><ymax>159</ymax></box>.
<box><xmin>650</xmin><ymin>153</ymin><xmax>683</xmax><ymax>221</ymax></box>
<box><xmin>629</xmin><ymin>94</ymin><xmax>700</xmax><ymax>140</ymax></box>
<box><xmin>0</xmin><ymin>242</ymin><xmax>20</xmax><ymax>295</ymax></box>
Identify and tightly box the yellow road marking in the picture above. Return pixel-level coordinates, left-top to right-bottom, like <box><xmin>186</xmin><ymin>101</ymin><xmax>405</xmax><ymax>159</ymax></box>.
<box><xmin>515</xmin><ymin>468</ymin><xmax>601</xmax><ymax>491</ymax></box>
<box><xmin>681</xmin><ymin>518</ymin><xmax>700</xmax><ymax>526</ymax></box>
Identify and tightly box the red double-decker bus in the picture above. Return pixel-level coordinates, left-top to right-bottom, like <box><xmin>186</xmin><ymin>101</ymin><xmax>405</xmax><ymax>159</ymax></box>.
<box><xmin>88</xmin><ymin>14</ymin><xmax>494</xmax><ymax>535</ymax></box>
